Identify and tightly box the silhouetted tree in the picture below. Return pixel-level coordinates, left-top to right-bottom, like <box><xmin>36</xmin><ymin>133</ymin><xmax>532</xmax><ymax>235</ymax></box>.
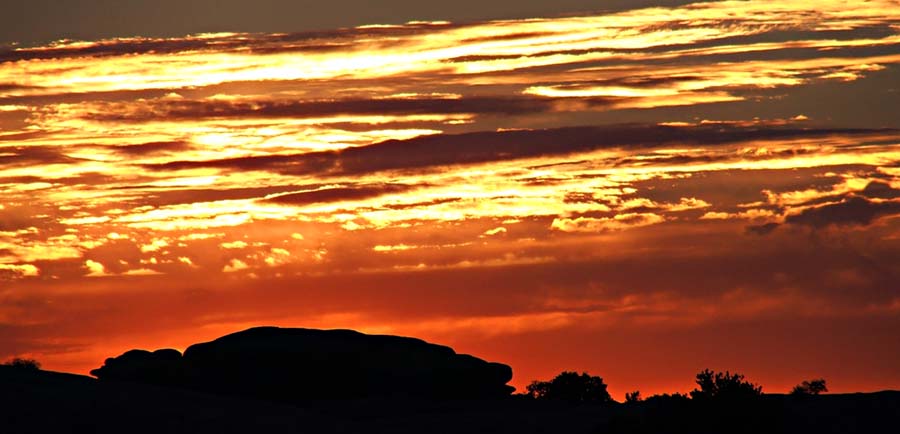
<box><xmin>625</xmin><ymin>390</ymin><xmax>642</xmax><ymax>403</ymax></box>
<box><xmin>525</xmin><ymin>371</ymin><xmax>612</xmax><ymax>403</ymax></box>
<box><xmin>3</xmin><ymin>357</ymin><xmax>40</xmax><ymax>371</ymax></box>
<box><xmin>690</xmin><ymin>369</ymin><xmax>762</xmax><ymax>401</ymax></box>
<box><xmin>525</xmin><ymin>380</ymin><xmax>550</xmax><ymax>399</ymax></box>
<box><xmin>791</xmin><ymin>378</ymin><xmax>827</xmax><ymax>395</ymax></box>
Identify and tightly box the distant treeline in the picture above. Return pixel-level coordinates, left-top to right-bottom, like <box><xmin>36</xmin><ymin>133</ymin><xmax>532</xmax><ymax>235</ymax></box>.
<box><xmin>521</xmin><ymin>369</ymin><xmax>827</xmax><ymax>404</ymax></box>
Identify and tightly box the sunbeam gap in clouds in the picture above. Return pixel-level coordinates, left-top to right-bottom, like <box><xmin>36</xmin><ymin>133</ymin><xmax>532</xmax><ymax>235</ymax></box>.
<box><xmin>1</xmin><ymin>0</ymin><xmax>900</xmax><ymax>398</ymax></box>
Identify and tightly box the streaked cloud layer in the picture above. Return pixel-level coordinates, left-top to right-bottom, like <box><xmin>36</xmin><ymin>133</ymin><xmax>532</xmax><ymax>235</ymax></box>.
<box><xmin>2</xmin><ymin>0</ymin><xmax>899</xmax><ymax>397</ymax></box>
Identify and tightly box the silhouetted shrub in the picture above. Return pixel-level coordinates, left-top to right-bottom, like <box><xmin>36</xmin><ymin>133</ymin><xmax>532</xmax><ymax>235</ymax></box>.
<box><xmin>644</xmin><ymin>392</ymin><xmax>690</xmax><ymax>404</ymax></box>
<box><xmin>525</xmin><ymin>371</ymin><xmax>612</xmax><ymax>403</ymax></box>
<box><xmin>690</xmin><ymin>369</ymin><xmax>762</xmax><ymax>401</ymax></box>
<box><xmin>792</xmin><ymin>378</ymin><xmax>827</xmax><ymax>395</ymax></box>
<box><xmin>3</xmin><ymin>357</ymin><xmax>41</xmax><ymax>371</ymax></box>
<box><xmin>625</xmin><ymin>390</ymin><xmax>642</xmax><ymax>403</ymax></box>
<box><xmin>525</xmin><ymin>380</ymin><xmax>550</xmax><ymax>399</ymax></box>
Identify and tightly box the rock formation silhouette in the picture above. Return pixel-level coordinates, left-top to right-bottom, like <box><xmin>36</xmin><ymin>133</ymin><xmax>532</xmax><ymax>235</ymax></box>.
<box><xmin>91</xmin><ymin>327</ymin><xmax>514</xmax><ymax>401</ymax></box>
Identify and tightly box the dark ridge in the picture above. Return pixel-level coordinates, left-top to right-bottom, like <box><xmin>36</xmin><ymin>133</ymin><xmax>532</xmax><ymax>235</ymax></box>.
<box><xmin>4</xmin><ymin>364</ymin><xmax>899</xmax><ymax>434</ymax></box>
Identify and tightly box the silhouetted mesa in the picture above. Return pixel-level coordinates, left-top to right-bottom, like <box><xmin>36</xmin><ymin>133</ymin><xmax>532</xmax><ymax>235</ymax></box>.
<box><xmin>91</xmin><ymin>327</ymin><xmax>514</xmax><ymax>401</ymax></box>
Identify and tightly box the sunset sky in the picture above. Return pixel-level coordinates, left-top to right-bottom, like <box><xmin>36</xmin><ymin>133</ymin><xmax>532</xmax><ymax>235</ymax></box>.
<box><xmin>2</xmin><ymin>0</ymin><xmax>900</xmax><ymax>399</ymax></box>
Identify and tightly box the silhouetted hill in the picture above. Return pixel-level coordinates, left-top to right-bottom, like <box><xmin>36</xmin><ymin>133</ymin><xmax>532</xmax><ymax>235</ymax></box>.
<box><xmin>5</xmin><ymin>328</ymin><xmax>900</xmax><ymax>433</ymax></box>
<box><xmin>0</xmin><ymin>365</ymin><xmax>608</xmax><ymax>434</ymax></box>
<box><xmin>4</xmin><ymin>365</ymin><xmax>899</xmax><ymax>434</ymax></box>
<box><xmin>0</xmin><ymin>364</ymin><xmax>311</xmax><ymax>434</ymax></box>
<box><xmin>91</xmin><ymin>326</ymin><xmax>514</xmax><ymax>401</ymax></box>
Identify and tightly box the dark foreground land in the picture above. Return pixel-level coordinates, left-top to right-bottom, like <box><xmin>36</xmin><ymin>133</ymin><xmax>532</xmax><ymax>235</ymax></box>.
<box><xmin>2</xmin><ymin>366</ymin><xmax>898</xmax><ymax>434</ymax></box>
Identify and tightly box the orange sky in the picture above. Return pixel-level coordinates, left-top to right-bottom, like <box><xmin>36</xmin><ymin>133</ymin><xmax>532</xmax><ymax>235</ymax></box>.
<box><xmin>2</xmin><ymin>0</ymin><xmax>900</xmax><ymax>400</ymax></box>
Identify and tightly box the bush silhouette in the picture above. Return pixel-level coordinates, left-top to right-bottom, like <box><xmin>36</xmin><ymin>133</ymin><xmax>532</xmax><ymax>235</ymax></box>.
<box><xmin>792</xmin><ymin>378</ymin><xmax>827</xmax><ymax>395</ymax></box>
<box><xmin>644</xmin><ymin>392</ymin><xmax>690</xmax><ymax>404</ymax></box>
<box><xmin>3</xmin><ymin>357</ymin><xmax>40</xmax><ymax>370</ymax></box>
<box><xmin>690</xmin><ymin>369</ymin><xmax>762</xmax><ymax>401</ymax></box>
<box><xmin>625</xmin><ymin>390</ymin><xmax>642</xmax><ymax>403</ymax></box>
<box><xmin>525</xmin><ymin>371</ymin><xmax>612</xmax><ymax>403</ymax></box>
